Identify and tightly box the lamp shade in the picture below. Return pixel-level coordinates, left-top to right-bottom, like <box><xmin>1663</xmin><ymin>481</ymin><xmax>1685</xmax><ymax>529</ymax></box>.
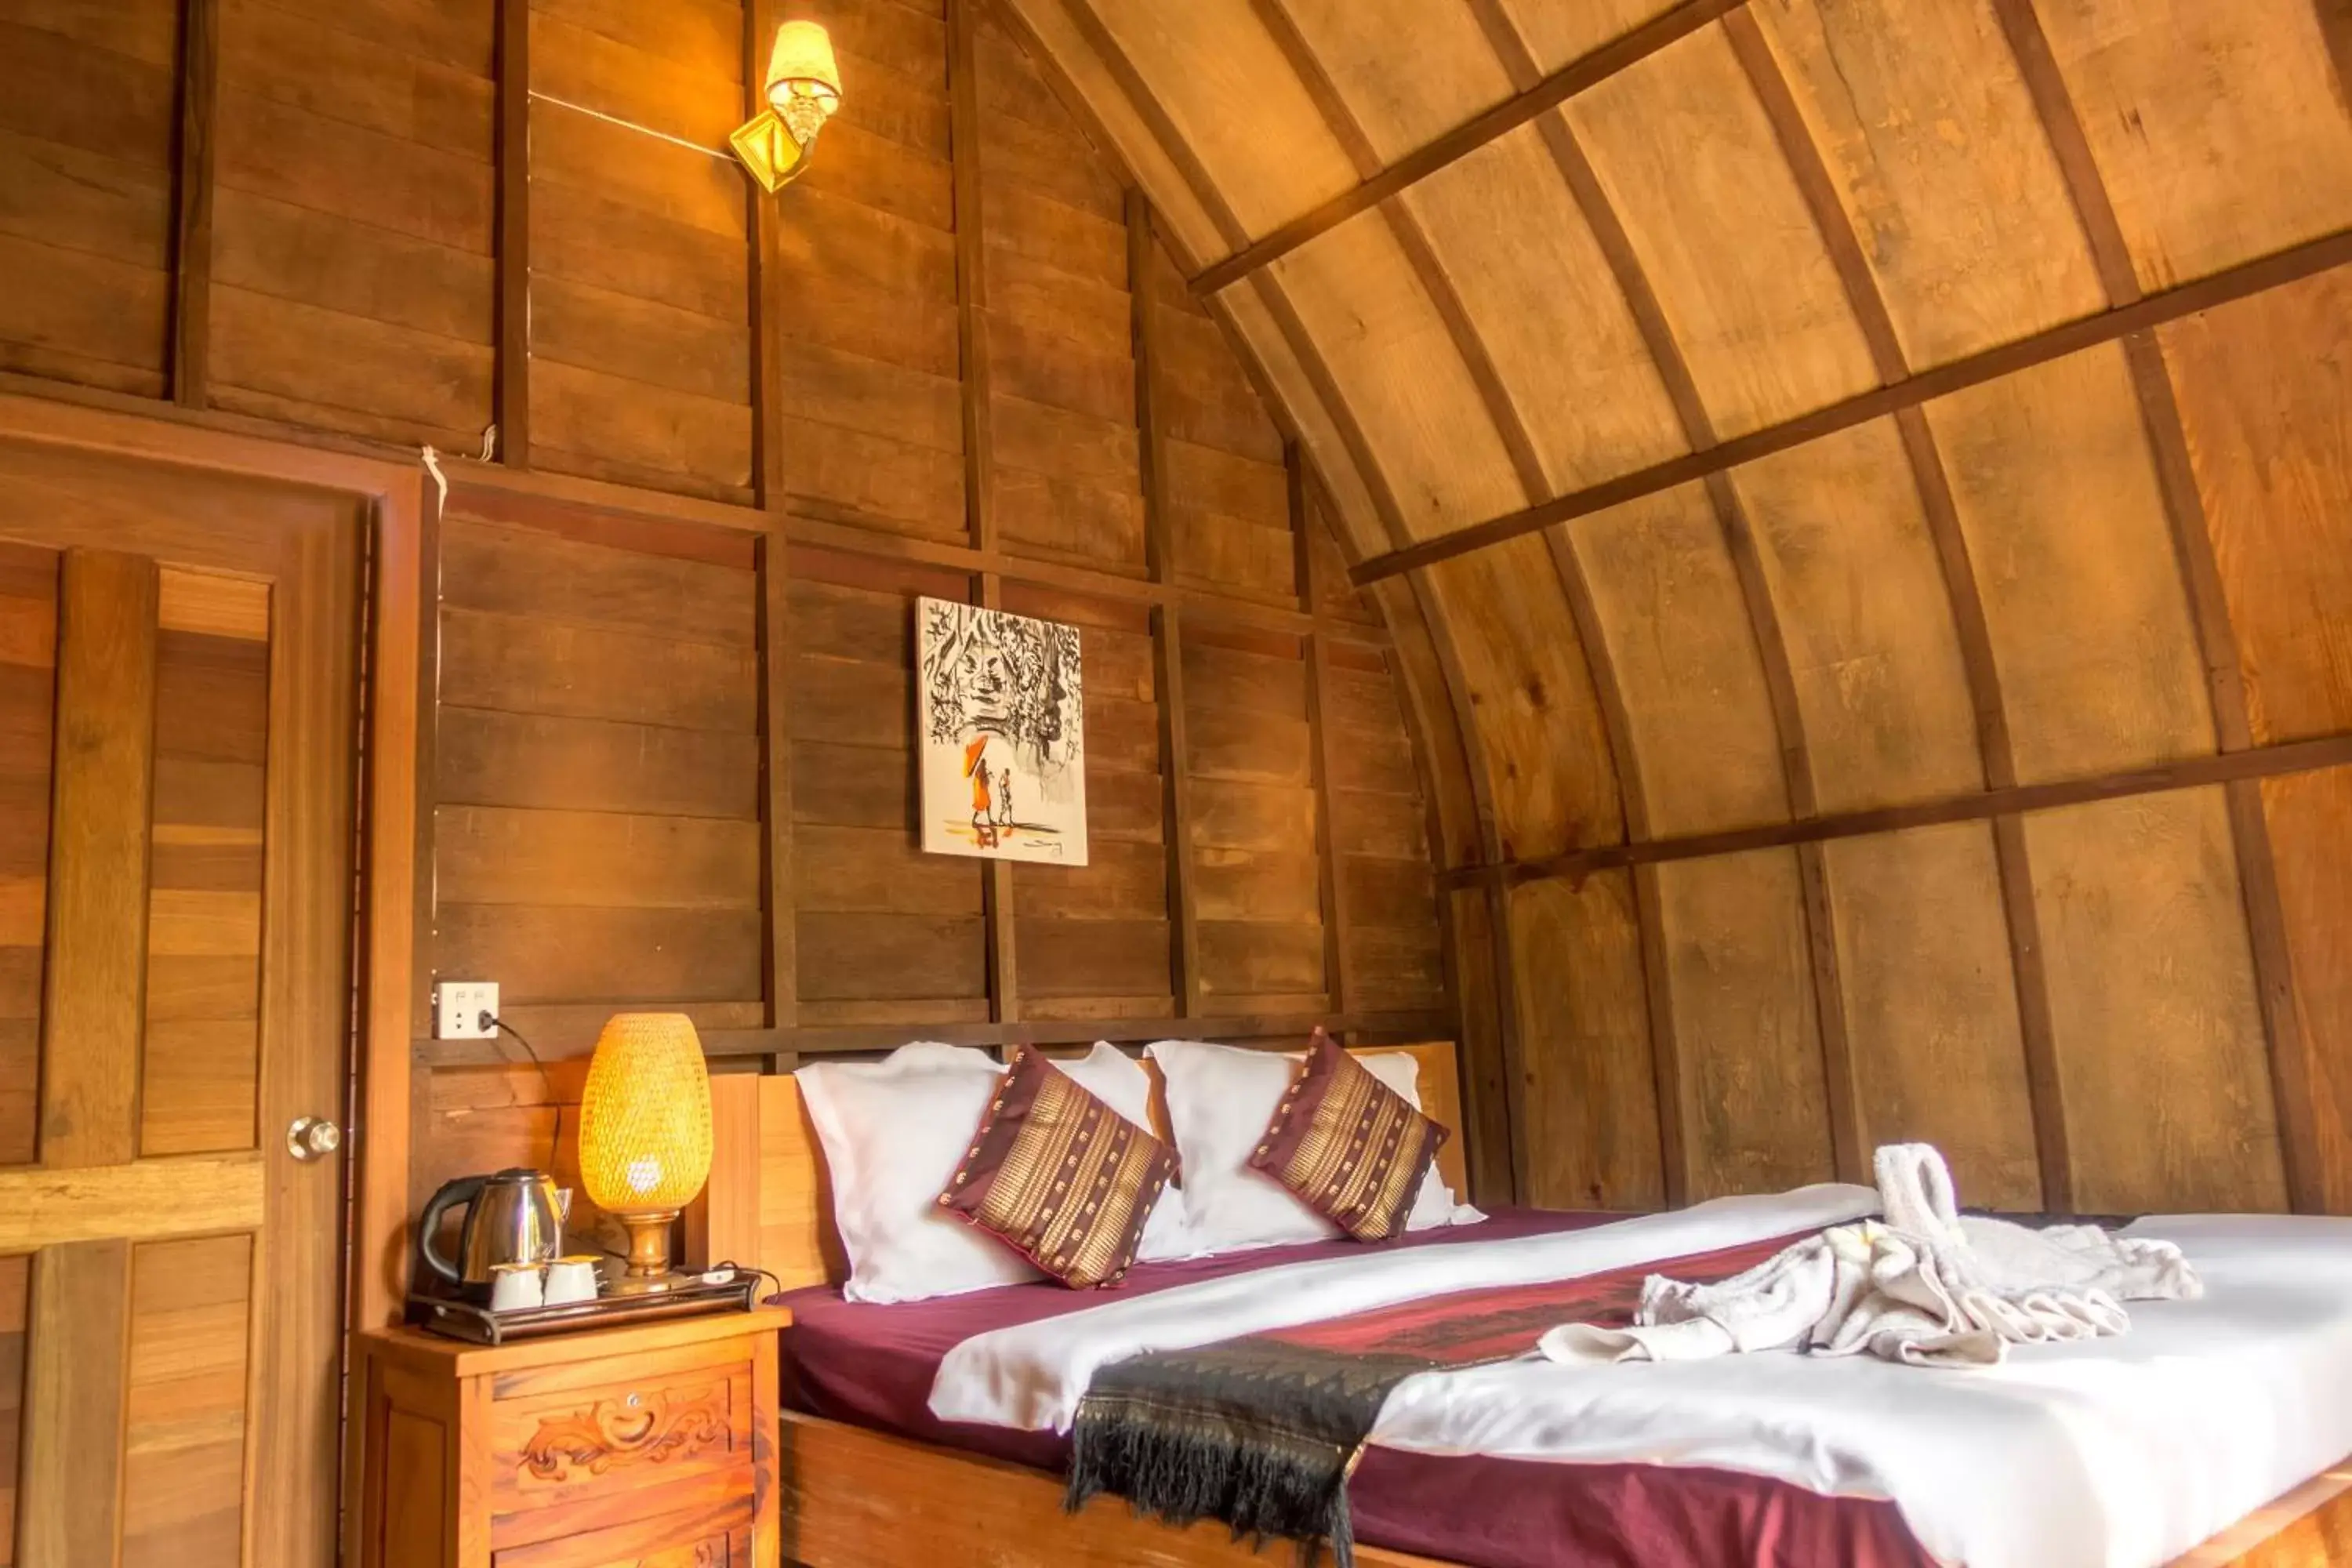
<box><xmin>766</xmin><ymin>20</ymin><xmax>842</xmax><ymax>110</ymax></box>
<box><xmin>576</xmin><ymin>1013</ymin><xmax>713</xmax><ymax>1214</ymax></box>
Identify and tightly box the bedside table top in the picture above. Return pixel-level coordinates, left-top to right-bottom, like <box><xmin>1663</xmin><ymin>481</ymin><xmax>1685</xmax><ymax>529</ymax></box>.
<box><xmin>364</xmin><ymin>1302</ymin><xmax>792</xmax><ymax>1378</ymax></box>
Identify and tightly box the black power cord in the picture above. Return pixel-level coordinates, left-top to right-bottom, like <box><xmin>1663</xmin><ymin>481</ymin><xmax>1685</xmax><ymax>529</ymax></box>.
<box><xmin>482</xmin><ymin>1011</ymin><xmax>562</xmax><ymax>1173</ymax></box>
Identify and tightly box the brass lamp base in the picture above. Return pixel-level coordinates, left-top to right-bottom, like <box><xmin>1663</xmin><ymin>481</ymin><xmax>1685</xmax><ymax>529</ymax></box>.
<box><xmin>607</xmin><ymin>1207</ymin><xmax>686</xmax><ymax>1296</ymax></box>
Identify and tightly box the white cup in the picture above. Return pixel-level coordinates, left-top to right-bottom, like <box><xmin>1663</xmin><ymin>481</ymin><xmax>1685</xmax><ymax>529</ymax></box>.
<box><xmin>488</xmin><ymin>1262</ymin><xmax>544</xmax><ymax>1312</ymax></box>
<box><xmin>543</xmin><ymin>1255</ymin><xmax>601</xmax><ymax>1307</ymax></box>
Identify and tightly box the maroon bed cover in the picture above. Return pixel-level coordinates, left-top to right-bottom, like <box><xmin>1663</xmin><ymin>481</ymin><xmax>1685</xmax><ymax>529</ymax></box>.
<box><xmin>777</xmin><ymin>1207</ymin><xmax>1932</xmax><ymax>1568</ymax></box>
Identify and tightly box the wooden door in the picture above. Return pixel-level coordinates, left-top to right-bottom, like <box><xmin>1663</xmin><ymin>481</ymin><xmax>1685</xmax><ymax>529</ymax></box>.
<box><xmin>0</xmin><ymin>436</ymin><xmax>362</xmax><ymax>1568</ymax></box>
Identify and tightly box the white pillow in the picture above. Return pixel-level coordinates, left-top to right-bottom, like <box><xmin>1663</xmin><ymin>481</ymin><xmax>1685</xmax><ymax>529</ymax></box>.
<box><xmin>1052</xmin><ymin>1042</ymin><xmax>1195</xmax><ymax>1263</ymax></box>
<box><xmin>1145</xmin><ymin>1039</ymin><xmax>1483</xmax><ymax>1255</ymax></box>
<box><xmin>795</xmin><ymin>1043</ymin><xmax>1041</xmax><ymax>1304</ymax></box>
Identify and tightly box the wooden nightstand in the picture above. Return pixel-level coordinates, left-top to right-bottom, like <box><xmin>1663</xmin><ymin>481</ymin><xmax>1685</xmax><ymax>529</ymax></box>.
<box><xmin>351</xmin><ymin>1305</ymin><xmax>789</xmax><ymax>1568</ymax></box>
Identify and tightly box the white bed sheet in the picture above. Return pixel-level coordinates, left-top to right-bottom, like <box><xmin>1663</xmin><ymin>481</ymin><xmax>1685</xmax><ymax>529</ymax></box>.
<box><xmin>928</xmin><ymin>1196</ymin><xmax>2352</xmax><ymax>1568</ymax></box>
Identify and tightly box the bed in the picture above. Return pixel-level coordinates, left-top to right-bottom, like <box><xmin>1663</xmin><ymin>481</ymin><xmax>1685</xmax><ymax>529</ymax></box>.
<box><xmin>691</xmin><ymin>1041</ymin><xmax>2352</xmax><ymax>1568</ymax></box>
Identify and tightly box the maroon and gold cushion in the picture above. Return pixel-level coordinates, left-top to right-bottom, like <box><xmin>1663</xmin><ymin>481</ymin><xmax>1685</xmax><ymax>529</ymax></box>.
<box><xmin>938</xmin><ymin>1046</ymin><xmax>1177</xmax><ymax>1289</ymax></box>
<box><xmin>1248</xmin><ymin>1029</ymin><xmax>1449</xmax><ymax>1242</ymax></box>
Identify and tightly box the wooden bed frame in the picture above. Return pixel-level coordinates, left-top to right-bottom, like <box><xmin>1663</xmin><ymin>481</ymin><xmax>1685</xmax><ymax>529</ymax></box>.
<box><xmin>691</xmin><ymin>1042</ymin><xmax>2352</xmax><ymax>1568</ymax></box>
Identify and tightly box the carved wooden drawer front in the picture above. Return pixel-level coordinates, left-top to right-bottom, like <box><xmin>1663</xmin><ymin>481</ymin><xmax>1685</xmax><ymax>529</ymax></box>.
<box><xmin>488</xmin><ymin>1338</ymin><xmax>757</xmax><ymax>1519</ymax></box>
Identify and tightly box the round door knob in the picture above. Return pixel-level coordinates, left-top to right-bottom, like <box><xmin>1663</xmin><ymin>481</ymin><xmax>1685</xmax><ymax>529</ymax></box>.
<box><xmin>287</xmin><ymin>1116</ymin><xmax>343</xmax><ymax>1162</ymax></box>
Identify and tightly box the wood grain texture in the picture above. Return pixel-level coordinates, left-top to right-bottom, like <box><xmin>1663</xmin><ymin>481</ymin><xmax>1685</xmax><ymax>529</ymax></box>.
<box><xmin>2024</xmin><ymin>788</ymin><xmax>2285</xmax><ymax>1214</ymax></box>
<box><xmin>17</xmin><ymin>1238</ymin><xmax>132</xmax><ymax>1566</ymax></box>
<box><xmin>41</xmin><ymin>549</ymin><xmax>158</xmax><ymax>1169</ymax></box>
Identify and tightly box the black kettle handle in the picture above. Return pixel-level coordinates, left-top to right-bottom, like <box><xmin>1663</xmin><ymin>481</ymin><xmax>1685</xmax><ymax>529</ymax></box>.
<box><xmin>416</xmin><ymin>1175</ymin><xmax>486</xmax><ymax>1287</ymax></box>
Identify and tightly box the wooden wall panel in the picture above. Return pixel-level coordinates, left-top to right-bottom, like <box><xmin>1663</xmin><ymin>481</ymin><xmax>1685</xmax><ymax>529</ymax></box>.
<box><xmin>1823</xmin><ymin>822</ymin><xmax>2041</xmax><ymax>1210</ymax></box>
<box><xmin>1571</xmin><ymin>485</ymin><xmax>1785</xmax><ymax>836</ymax></box>
<box><xmin>1324</xmin><ymin>643</ymin><xmax>1443</xmax><ymax>1014</ymax></box>
<box><xmin>2024</xmin><ymin>787</ymin><xmax>2284</xmax><ymax>1214</ymax></box>
<box><xmin>1748</xmin><ymin>0</ymin><xmax>2104</xmax><ymax>368</ymax></box>
<box><xmin>431</xmin><ymin>511</ymin><xmax>768</xmax><ymax>1045</ymax></box>
<box><xmin>2034</xmin><ymin>0</ymin><xmax>2352</xmax><ymax>294</ymax></box>
<box><xmin>1182</xmin><ymin>630</ymin><xmax>1325</xmax><ymax>1011</ymax></box>
<box><xmin>0</xmin><ymin>0</ymin><xmax>178</xmax><ymax>396</ymax></box>
<box><xmin>210</xmin><ymin>0</ymin><xmax>496</xmax><ymax>445</ymax></box>
<box><xmin>786</xmin><ymin>560</ymin><xmax>989</xmax><ymax>1028</ymax></box>
<box><xmin>525</xmin><ymin>0</ymin><xmax>750</xmax><ymax>499</ymax></box>
<box><xmin>121</xmin><ymin>1233</ymin><xmax>251</xmax><ymax>1568</ymax></box>
<box><xmin>1926</xmin><ymin>343</ymin><xmax>2214</xmax><ymax>782</ymax></box>
<box><xmin>1005</xmin><ymin>586</ymin><xmax>1174</xmax><ymax>1018</ymax></box>
<box><xmin>1508</xmin><ymin>871</ymin><xmax>1662</xmax><ymax>1210</ymax></box>
<box><xmin>1566</xmin><ymin>24</ymin><xmax>1877</xmax><ymax>441</ymax></box>
<box><xmin>142</xmin><ymin>572</ymin><xmax>270</xmax><ymax>1156</ymax></box>
<box><xmin>0</xmin><ymin>540</ymin><xmax>54</xmax><ymax>1167</ymax></box>
<box><xmin>1731</xmin><ymin>417</ymin><xmax>1983</xmax><ymax>811</ymax></box>
<box><xmin>1653</xmin><ymin>848</ymin><xmax>1833</xmax><ymax>1200</ymax></box>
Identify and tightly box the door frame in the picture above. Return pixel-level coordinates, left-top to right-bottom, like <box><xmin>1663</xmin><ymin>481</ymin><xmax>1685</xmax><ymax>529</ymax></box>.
<box><xmin>0</xmin><ymin>390</ymin><xmax>427</xmax><ymax>1345</ymax></box>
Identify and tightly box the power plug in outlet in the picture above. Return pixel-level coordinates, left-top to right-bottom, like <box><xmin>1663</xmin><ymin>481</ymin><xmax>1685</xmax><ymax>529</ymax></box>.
<box><xmin>434</xmin><ymin>981</ymin><xmax>499</xmax><ymax>1040</ymax></box>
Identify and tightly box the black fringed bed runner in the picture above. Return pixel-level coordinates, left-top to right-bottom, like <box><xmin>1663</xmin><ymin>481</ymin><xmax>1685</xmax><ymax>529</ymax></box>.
<box><xmin>1064</xmin><ymin>1230</ymin><xmax>1804</xmax><ymax>1567</ymax></box>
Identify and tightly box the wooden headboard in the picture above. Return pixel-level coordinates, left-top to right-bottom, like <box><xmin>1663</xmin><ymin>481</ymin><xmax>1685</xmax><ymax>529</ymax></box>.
<box><xmin>689</xmin><ymin>1042</ymin><xmax>1469</xmax><ymax>1291</ymax></box>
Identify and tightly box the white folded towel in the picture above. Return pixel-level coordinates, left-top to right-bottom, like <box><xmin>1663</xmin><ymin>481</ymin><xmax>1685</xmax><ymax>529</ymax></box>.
<box><xmin>1540</xmin><ymin>1144</ymin><xmax>2202</xmax><ymax>1370</ymax></box>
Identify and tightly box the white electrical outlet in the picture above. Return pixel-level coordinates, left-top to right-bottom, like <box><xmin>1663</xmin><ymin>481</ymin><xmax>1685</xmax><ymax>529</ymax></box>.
<box><xmin>434</xmin><ymin>981</ymin><xmax>499</xmax><ymax>1040</ymax></box>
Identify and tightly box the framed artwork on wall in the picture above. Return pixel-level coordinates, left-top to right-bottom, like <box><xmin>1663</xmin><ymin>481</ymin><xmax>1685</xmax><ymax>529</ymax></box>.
<box><xmin>916</xmin><ymin>597</ymin><xmax>1088</xmax><ymax>865</ymax></box>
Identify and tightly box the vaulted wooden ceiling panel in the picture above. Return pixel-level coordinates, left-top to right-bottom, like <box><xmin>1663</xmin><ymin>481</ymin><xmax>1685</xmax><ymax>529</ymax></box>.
<box><xmin>2024</xmin><ymin>788</ymin><xmax>2284</xmax><ymax>1214</ymax></box>
<box><xmin>1730</xmin><ymin>417</ymin><xmax>1984</xmax><ymax>812</ymax></box>
<box><xmin>2160</xmin><ymin>267</ymin><xmax>2352</xmax><ymax>748</ymax></box>
<box><xmin>1748</xmin><ymin>0</ymin><xmax>2106</xmax><ymax>368</ymax></box>
<box><xmin>1401</xmin><ymin>126</ymin><xmax>1690</xmax><ymax>494</ymax></box>
<box><xmin>1565</xmin><ymin>25</ymin><xmax>1879</xmax><ymax>441</ymax></box>
<box><xmin>1824</xmin><ymin>823</ymin><xmax>2042</xmax><ymax>1210</ymax></box>
<box><xmin>1276</xmin><ymin>0</ymin><xmax>1514</xmax><ymax>158</ymax></box>
<box><xmin>1654</xmin><ymin>848</ymin><xmax>1835</xmax><ymax>1200</ymax></box>
<box><xmin>1569</xmin><ymin>485</ymin><xmax>1788</xmax><ymax>838</ymax></box>
<box><xmin>1924</xmin><ymin>342</ymin><xmax>2216</xmax><ymax>782</ymax></box>
<box><xmin>1423</xmin><ymin>539</ymin><xmax>1624</xmax><ymax>860</ymax></box>
<box><xmin>1084</xmin><ymin>0</ymin><xmax>1357</xmax><ymax>233</ymax></box>
<box><xmin>1493</xmin><ymin>0</ymin><xmax>1682</xmax><ymax>74</ymax></box>
<box><xmin>2035</xmin><ymin>0</ymin><xmax>2352</xmax><ymax>293</ymax></box>
<box><xmin>1269</xmin><ymin>217</ymin><xmax>1527</xmax><ymax>539</ymax></box>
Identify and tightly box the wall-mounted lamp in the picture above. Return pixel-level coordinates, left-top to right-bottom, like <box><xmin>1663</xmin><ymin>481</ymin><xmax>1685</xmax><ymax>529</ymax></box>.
<box><xmin>731</xmin><ymin>20</ymin><xmax>843</xmax><ymax>193</ymax></box>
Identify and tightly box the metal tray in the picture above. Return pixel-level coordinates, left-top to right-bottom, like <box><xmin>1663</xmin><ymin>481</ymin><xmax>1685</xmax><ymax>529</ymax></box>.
<box><xmin>405</xmin><ymin>1272</ymin><xmax>757</xmax><ymax>1345</ymax></box>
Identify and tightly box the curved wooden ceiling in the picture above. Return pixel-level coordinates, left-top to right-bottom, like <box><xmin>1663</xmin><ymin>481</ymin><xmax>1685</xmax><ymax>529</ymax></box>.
<box><xmin>1002</xmin><ymin>0</ymin><xmax>2352</xmax><ymax>868</ymax></box>
<box><xmin>999</xmin><ymin>0</ymin><xmax>2352</xmax><ymax>1213</ymax></box>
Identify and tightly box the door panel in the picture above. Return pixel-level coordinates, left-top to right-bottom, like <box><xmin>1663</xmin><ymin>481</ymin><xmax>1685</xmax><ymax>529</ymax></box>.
<box><xmin>0</xmin><ymin>437</ymin><xmax>361</xmax><ymax>1568</ymax></box>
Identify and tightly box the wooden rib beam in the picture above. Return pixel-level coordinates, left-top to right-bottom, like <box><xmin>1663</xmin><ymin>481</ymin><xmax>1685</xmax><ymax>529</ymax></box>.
<box><xmin>1153</xmin><ymin>603</ymin><xmax>1203</xmax><ymax>1016</ymax></box>
<box><xmin>170</xmin><ymin>0</ymin><xmax>217</xmax><ymax>409</ymax></box>
<box><xmin>1190</xmin><ymin>0</ymin><xmax>1748</xmax><ymax>295</ymax></box>
<box><xmin>756</xmin><ymin>536</ymin><xmax>796</xmax><ymax>1033</ymax></box>
<box><xmin>1439</xmin><ymin>731</ymin><xmax>2352</xmax><ymax>888</ymax></box>
<box><xmin>495</xmin><ymin>0</ymin><xmax>528</xmax><ymax>463</ymax></box>
<box><xmin>1349</xmin><ymin>227</ymin><xmax>2352</xmax><ymax>585</ymax></box>
<box><xmin>748</xmin><ymin>0</ymin><xmax>786</xmax><ymax>509</ymax></box>
<box><xmin>950</xmin><ymin>0</ymin><xmax>995</xmax><ymax>554</ymax></box>
<box><xmin>1129</xmin><ymin>191</ymin><xmax>1175</xmax><ymax>584</ymax></box>
<box><xmin>1991</xmin><ymin>0</ymin><xmax>2321</xmax><ymax>1215</ymax></box>
<box><xmin>0</xmin><ymin>1153</ymin><xmax>267</xmax><ymax>1250</ymax></box>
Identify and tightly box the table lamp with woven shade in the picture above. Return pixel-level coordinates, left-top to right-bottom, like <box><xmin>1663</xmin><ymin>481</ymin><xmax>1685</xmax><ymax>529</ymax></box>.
<box><xmin>577</xmin><ymin>1013</ymin><xmax>713</xmax><ymax>1294</ymax></box>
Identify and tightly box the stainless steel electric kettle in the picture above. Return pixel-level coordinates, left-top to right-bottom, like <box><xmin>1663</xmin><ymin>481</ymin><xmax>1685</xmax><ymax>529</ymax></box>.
<box><xmin>415</xmin><ymin>1168</ymin><xmax>566</xmax><ymax>1292</ymax></box>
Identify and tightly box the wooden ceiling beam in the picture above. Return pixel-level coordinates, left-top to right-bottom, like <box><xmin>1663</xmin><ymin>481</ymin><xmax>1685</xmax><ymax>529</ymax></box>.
<box><xmin>1189</xmin><ymin>0</ymin><xmax>1748</xmax><ymax>296</ymax></box>
<box><xmin>1447</xmin><ymin>731</ymin><xmax>2352</xmax><ymax>887</ymax></box>
<box><xmin>1348</xmin><ymin>227</ymin><xmax>2352</xmax><ymax>585</ymax></box>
